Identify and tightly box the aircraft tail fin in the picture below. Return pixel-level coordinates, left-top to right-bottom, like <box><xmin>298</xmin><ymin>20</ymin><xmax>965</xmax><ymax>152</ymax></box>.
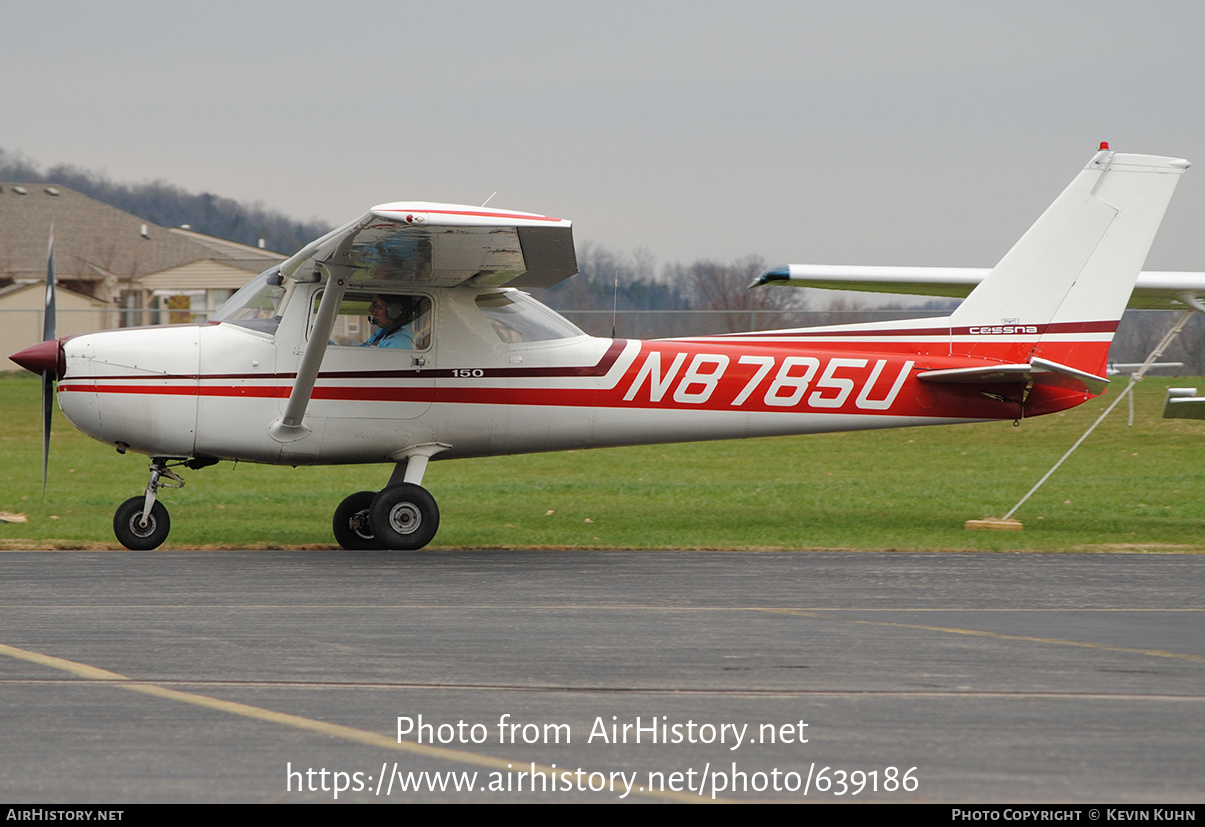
<box><xmin>949</xmin><ymin>148</ymin><xmax>1188</xmax><ymax>375</ymax></box>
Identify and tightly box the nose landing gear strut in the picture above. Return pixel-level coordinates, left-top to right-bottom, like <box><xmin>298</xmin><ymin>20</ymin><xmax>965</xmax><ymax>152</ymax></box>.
<box><xmin>112</xmin><ymin>457</ymin><xmax>216</xmax><ymax>550</ymax></box>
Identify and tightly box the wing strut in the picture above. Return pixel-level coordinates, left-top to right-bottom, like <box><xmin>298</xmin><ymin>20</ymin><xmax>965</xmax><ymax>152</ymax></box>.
<box><xmin>268</xmin><ymin>266</ymin><xmax>350</xmax><ymax>443</ymax></box>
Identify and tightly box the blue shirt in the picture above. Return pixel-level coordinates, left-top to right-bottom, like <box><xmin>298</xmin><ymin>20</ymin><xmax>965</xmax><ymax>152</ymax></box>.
<box><xmin>361</xmin><ymin>325</ymin><xmax>416</xmax><ymax>349</ymax></box>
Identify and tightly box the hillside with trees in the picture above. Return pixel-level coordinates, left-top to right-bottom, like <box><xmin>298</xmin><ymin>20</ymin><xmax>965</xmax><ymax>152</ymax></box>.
<box><xmin>0</xmin><ymin>148</ymin><xmax>330</xmax><ymax>254</ymax></box>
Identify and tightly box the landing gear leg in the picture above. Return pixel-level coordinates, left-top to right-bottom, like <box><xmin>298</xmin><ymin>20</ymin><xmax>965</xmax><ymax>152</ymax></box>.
<box><xmin>332</xmin><ymin>445</ymin><xmax>448</xmax><ymax>551</ymax></box>
<box><xmin>370</xmin><ymin>452</ymin><xmax>441</xmax><ymax>550</ymax></box>
<box><xmin>113</xmin><ymin>458</ymin><xmax>184</xmax><ymax>550</ymax></box>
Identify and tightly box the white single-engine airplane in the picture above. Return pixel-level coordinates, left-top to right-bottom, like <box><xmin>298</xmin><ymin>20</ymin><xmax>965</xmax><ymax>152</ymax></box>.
<box><xmin>9</xmin><ymin>147</ymin><xmax>1190</xmax><ymax>550</ymax></box>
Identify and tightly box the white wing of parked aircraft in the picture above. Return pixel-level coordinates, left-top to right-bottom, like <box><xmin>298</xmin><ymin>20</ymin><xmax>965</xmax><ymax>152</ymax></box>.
<box><xmin>750</xmin><ymin>264</ymin><xmax>1205</xmax><ymax>311</ymax></box>
<box><xmin>751</xmin><ymin>264</ymin><xmax>1205</xmax><ymax>313</ymax></box>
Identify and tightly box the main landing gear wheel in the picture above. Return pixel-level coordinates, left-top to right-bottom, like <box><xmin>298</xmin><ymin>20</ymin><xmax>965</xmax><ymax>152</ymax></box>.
<box><xmin>333</xmin><ymin>490</ymin><xmax>384</xmax><ymax>550</ymax></box>
<box><xmin>369</xmin><ymin>483</ymin><xmax>440</xmax><ymax>550</ymax></box>
<box><xmin>113</xmin><ymin>496</ymin><xmax>171</xmax><ymax>551</ymax></box>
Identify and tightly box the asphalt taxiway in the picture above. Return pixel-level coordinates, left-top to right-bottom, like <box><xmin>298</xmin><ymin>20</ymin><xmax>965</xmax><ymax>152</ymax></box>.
<box><xmin>1</xmin><ymin>549</ymin><xmax>1201</xmax><ymax>802</ymax></box>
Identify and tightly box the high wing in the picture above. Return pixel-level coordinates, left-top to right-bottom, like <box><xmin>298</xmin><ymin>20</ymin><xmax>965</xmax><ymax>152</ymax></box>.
<box><xmin>269</xmin><ymin>202</ymin><xmax>577</xmax><ymax>442</ymax></box>
<box><xmin>279</xmin><ymin>202</ymin><xmax>577</xmax><ymax>289</ymax></box>
<box><xmin>750</xmin><ymin>264</ymin><xmax>1205</xmax><ymax>311</ymax></box>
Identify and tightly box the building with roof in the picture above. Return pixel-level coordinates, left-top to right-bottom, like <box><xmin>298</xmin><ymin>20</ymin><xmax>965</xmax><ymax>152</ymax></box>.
<box><xmin>2</xmin><ymin>183</ymin><xmax>286</xmax><ymax>369</ymax></box>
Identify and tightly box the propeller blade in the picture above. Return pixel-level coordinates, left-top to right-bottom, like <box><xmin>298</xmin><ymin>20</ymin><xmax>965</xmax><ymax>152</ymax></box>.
<box><xmin>42</xmin><ymin>370</ymin><xmax>52</xmax><ymax>497</ymax></box>
<box><xmin>43</xmin><ymin>226</ymin><xmax>56</xmax><ymax>342</ymax></box>
<box><xmin>41</xmin><ymin>227</ymin><xmax>56</xmax><ymax>498</ymax></box>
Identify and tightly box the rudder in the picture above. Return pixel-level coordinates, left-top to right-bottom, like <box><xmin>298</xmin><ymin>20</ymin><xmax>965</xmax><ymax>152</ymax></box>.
<box><xmin>949</xmin><ymin>148</ymin><xmax>1189</xmax><ymax>376</ymax></box>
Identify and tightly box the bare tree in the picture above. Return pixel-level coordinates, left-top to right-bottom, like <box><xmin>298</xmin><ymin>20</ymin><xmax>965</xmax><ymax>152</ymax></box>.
<box><xmin>669</xmin><ymin>255</ymin><xmax>805</xmax><ymax>333</ymax></box>
<box><xmin>1112</xmin><ymin>310</ymin><xmax>1205</xmax><ymax>375</ymax></box>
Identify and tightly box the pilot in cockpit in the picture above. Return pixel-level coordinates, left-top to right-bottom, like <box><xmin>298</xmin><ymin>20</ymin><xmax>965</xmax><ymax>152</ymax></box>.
<box><xmin>361</xmin><ymin>294</ymin><xmax>418</xmax><ymax>349</ymax></box>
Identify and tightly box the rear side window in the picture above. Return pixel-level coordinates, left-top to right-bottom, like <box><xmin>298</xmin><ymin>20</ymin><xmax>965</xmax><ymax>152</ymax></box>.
<box><xmin>475</xmin><ymin>291</ymin><xmax>584</xmax><ymax>344</ymax></box>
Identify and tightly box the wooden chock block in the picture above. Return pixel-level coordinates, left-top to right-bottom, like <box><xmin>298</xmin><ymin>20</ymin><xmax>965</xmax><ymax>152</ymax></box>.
<box><xmin>964</xmin><ymin>517</ymin><xmax>1023</xmax><ymax>531</ymax></box>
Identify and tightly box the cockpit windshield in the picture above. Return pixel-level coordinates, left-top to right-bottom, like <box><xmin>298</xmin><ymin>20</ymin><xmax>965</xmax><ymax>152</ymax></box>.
<box><xmin>210</xmin><ymin>270</ymin><xmax>292</xmax><ymax>334</ymax></box>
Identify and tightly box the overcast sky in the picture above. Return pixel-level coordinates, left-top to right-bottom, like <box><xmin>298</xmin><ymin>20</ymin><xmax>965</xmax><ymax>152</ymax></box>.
<box><xmin>5</xmin><ymin>1</ymin><xmax>1205</xmax><ymax>271</ymax></box>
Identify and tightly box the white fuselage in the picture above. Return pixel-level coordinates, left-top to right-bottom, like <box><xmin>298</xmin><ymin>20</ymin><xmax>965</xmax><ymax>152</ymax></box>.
<box><xmin>55</xmin><ymin>283</ymin><xmax>985</xmax><ymax>467</ymax></box>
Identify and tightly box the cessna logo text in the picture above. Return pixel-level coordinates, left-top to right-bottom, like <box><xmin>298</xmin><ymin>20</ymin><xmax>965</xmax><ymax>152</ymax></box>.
<box><xmin>968</xmin><ymin>326</ymin><xmax>1038</xmax><ymax>335</ymax></box>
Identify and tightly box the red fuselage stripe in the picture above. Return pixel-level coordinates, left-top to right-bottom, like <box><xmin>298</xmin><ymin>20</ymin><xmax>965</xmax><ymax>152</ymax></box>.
<box><xmin>710</xmin><ymin>320</ymin><xmax>1119</xmax><ymax>339</ymax></box>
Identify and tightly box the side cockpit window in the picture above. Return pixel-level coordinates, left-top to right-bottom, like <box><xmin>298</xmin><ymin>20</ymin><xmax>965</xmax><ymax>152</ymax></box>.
<box><xmin>313</xmin><ymin>291</ymin><xmax>433</xmax><ymax>350</ymax></box>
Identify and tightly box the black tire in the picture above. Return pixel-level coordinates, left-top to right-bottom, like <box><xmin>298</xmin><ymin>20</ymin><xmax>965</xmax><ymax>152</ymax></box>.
<box><xmin>333</xmin><ymin>490</ymin><xmax>383</xmax><ymax>550</ymax></box>
<box><xmin>113</xmin><ymin>496</ymin><xmax>171</xmax><ymax>551</ymax></box>
<box><xmin>369</xmin><ymin>484</ymin><xmax>440</xmax><ymax>550</ymax></box>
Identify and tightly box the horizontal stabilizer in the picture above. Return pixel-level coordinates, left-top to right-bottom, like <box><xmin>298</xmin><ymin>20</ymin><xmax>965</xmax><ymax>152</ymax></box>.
<box><xmin>1029</xmin><ymin>357</ymin><xmax>1110</xmax><ymax>395</ymax></box>
<box><xmin>917</xmin><ymin>364</ymin><xmax>1033</xmax><ymax>384</ymax></box>
<box><xmin>919</xmin><ymin>357</ymin><xmax>1109</xmax><ymax>395</ymax></box>
<box><xmin>1163</xmin><ymin>387</ymin><xmax>1205</xmax><ymax>420</ymax></box>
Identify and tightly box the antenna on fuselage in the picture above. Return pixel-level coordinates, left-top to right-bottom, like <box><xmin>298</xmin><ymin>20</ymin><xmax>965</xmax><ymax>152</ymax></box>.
<box><xmin>480</xmin><ymin>191</ymin><xmax>498</xmax><ymax>208</ymax></box>
<box><xmin>611</xmin><ymin>268</ymin><xmax>619</xmax><ymax>339</ymax></box>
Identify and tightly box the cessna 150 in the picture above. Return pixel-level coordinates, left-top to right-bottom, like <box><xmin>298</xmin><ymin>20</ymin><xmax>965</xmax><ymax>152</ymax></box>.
<box><xmin>9</xmin><ymin>147</ymin><xmax>1190</xmax><ymax>550</ymax></box>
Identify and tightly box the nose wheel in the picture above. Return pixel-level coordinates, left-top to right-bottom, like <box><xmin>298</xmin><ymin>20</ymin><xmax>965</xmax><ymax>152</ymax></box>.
<box><xmin>113</xmin><ymin>497</ymin><xmax>171</xmax><ymax>551</ymax></box>
<box><xmin>112</xmin><ymin>458</ymin><xmax>186</xmax><ymax>550</ymax></box>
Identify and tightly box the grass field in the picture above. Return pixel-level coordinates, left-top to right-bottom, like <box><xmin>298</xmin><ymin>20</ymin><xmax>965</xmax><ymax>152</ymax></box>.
<box><xmin>1</xmin><ymin>372</ymin><xmax>1203</xmax><ymax>552</ymax></box>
